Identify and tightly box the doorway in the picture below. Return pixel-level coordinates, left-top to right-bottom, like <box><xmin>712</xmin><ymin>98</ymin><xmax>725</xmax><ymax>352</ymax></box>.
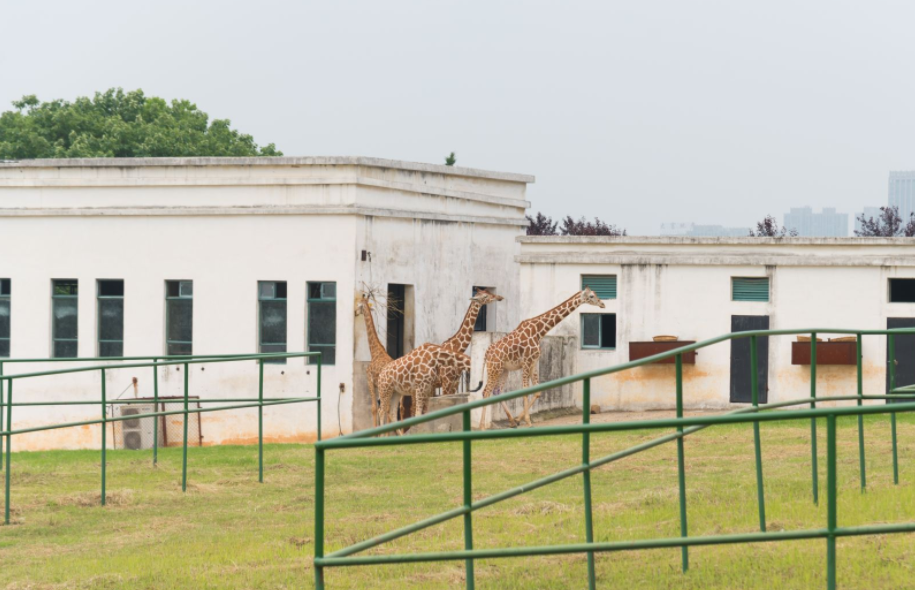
<box><xmin>886</xmin><ymin>318</ymin><xmax>915</xmax><ymax>403</ymax></box>
<box><xmin>730</xmin><ymin>315</ymin><xmax>769</xmax><ymax>404</ymax></box>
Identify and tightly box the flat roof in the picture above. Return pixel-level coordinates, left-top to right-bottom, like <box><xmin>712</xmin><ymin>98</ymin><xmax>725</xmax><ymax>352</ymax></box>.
<box><xmin>518</xmin><ymin>236</ymin><xmax>914</xmax><ymax>246</ymax></box>
<box><xmin>0</xmin><ymin>156</ymin><xmax>535</xmax><ymax>184</ymax></box>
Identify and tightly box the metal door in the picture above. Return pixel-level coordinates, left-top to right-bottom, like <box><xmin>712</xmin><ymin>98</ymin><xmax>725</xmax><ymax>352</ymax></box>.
<box><xmin>730</xmin><ymin>315</ymin><xmax>769</xmax><ymax>403</ymax></box>
<box><xmin>886</xmin><ymin>318</ymin><xmax>915</xmax><ymax>403</ymax></box>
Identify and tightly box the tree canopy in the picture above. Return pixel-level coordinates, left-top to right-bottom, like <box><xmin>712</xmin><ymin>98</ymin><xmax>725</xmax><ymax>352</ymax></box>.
<box><xmin>526</xmin><ymin>211</ymin><xmax>626</xmax><ymax>236</ymax></box>
<box><xmin>0</xmin><ymin>88</ymin><xmax>281</xmax><ymax>159</ymax></box>
<box><xmin>749</xmin><ymin>215</ymin><xmax>798</xmax><ymax>237</ymax></box>
<box><xmin>854</xmin><ymin>206</ymin><xmax>915</xmax><ymax>237</ymax></box>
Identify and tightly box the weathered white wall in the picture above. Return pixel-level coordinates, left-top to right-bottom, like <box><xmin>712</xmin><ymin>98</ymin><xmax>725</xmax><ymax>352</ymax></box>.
<box><xmin>519</xmin><ymin>236</ymin><xmax>915</xmax><ymax>412</ymax></box>
<box><xmin>0</xmin><ymin>157</ymin><xmax>533</xmax><ymax>449</ymax></box>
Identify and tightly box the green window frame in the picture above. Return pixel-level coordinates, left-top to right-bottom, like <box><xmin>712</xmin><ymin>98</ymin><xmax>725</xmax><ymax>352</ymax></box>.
<box><xmin>52</xmin><ymin>279</ymin><xmax>79</xmax><ymax>358</ymax></box>
<box><xmin>259</xmin><ymin>281</ymin><xmax>288</xmax><ymax>364</ymax></box>
<box><xmin>581</xmin><ymin>275</ymin><xmax>617</xmax><ymax>300</ymax></box>
<box><xmin>732</xmin><ymin>277</ymin><xmax>769</xmax><ymax>302</ymax></box>
<box><xmin>581</xmin><ymin>313</ymin><xmax>617</xmax><ymax>350</ymax></box>
<box><xmin>165</xmin><ymin>280</ymin><xmax>193</xmax><ymax>356</ymax></box>
<box><xmin>97</xmin><ymin>280</ymin><xmax>124</xmax><ymax>358</ymax></box>
<box><xmin>0</xmin><ymin>279</ymin><xmax>10</xmax><ymax>358</ymax></box>
<box><xmin>307</xmin><ymin>281</ymin><xmax>336</xmax><ymax>365</ymax></box>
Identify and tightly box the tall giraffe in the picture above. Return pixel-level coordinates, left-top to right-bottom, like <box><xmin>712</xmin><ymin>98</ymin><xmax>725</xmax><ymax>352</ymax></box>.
<box><xmin>355</xmin><ymin>293</ymin><xmax>393</xmax><ymax>428</ymax></box>
<box><xmin>433</xmin><ymin>288</ymin><xmax>503</xmax><ymax>396</ymax></box>
<box><xmin>478</xmin><ymin>288</ymin><xmax>605</xmax><ymax>429</ymax></box>
<box><xmin>376</xmin><ymin>344</ymin><xmax>471</xmax><ymax>434</ymax></box>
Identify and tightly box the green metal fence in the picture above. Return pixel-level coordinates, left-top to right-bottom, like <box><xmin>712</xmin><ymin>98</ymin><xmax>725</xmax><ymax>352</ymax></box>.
<box><xmin>314</xmin><ymin>328</ymin><xmax>915</xmax><ymax>590</ymax></box>
<box><xmin>0</xmin><ymin>351</ymin><xmax>322</xmax><ymax>525</ymax></box>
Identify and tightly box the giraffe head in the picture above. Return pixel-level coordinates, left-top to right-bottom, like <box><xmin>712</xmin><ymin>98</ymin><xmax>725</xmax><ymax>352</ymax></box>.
<box><xmin>355</xmin><ymin>292</ymin><xmax>373</xmax><ymax>317</ymax></box>
<box><xmin>580</xmin><ymin>287</ymin><xmax>606</xmax><ymax>309</ymax></box>
<box><xmin>471</xmin><ymin>288</ymin><xmax>504</xmax><ymax>305</ymax></box>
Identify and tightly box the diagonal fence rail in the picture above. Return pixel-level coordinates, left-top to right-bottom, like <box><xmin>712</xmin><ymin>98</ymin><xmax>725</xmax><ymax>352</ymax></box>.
<box><xmin>0</xmin><ymin>351</ymin><xmax>322</xmax><ymax>524</ymax></box>
<box><xmin>314</xmin><ymin>328</ymin><xmax>915</xmax><ymax>590</ymax></box>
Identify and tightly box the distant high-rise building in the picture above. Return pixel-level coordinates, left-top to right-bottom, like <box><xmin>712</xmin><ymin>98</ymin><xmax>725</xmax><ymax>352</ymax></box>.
<box><xmin>854</xmin><ymin>206</ymin><xmax>884</xmax><ymax>235</ymax></box>
<box><xmin>889</xmin><ymin>171</ymin><xmax>915</xmax><ymax>221</ymax></box>
<box><xmin>660</xmin><ymin>222</ymin><xmax>748</xmax><ymax>237</ymax></box>
<box><xmin>782</xmin><ymin>207</ymin><xmax>848</xmax><ymax>237</ymax></box>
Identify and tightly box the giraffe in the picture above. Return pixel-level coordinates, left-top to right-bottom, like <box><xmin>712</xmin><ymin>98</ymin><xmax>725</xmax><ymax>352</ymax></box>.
<box><xmin>478</xmin><ymin>288</ymin><xmax>605</xmax><ymax>429</ymax></box>
<box><xmin>355</xmin><ymin>293</ymin><xmax>393</xmax><ymax>428</ymax></box>
<box><xmin>433</xmin><ymin>288</ymin><xmax>504</xmax><ymax>396</ymax></box>
<box><xmin>377</xmin><ymin>344</ymin><xmax>471</xmax><ymax>434</ymax></box>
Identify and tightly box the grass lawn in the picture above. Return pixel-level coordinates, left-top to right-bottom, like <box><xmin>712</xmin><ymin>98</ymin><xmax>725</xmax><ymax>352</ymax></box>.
<box><xmin>1</xmin><ymin>413</ymin><xmax>914</xmax><ymax>589</ymax></box>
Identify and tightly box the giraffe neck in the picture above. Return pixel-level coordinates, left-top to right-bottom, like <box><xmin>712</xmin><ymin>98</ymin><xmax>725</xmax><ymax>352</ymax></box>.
<box><xmin>530</xmin><ymin>293</ymin><xmax>582</xmax><ymax>340</ymax></box>
<box><xmin>442</xmin><ymin>300</ymin><xmax>483</xmax><ymax>353</ymax></box>
<box><xmin>361</xmin><ymin>302</ymin><xmax>391</xmax><ymax>361</ymax></box>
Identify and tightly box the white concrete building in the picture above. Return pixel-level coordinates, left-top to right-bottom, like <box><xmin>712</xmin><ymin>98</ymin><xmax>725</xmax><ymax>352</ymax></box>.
<box><xmin>517</xmin><ymin>236</ymin><xmax>915</xmax><ymax>413</ymax></box>
<box><xmin>0</xmin><ymin>157</ymin><xmax>533</xmax><ymax>450</ymax></box>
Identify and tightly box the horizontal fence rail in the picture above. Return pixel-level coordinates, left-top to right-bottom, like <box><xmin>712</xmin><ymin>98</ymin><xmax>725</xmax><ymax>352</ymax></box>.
<box><xmin>0</xmin><ymin>351</ymin><xmax>322</xmax><ymax>525</ymax></box>
<box><xmin>314</xmin><ymin>327</ymin><xmax>915</xmax><ymax>590</ymax></box>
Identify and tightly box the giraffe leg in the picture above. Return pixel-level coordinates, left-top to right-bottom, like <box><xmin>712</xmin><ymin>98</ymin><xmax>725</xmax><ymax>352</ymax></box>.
<box><xmin>498</xmin><ymin>371</ymin><xmax>519</xmax><ymax>427</ymax></box>
<box><xmin>478</xmin><ymin>363</ymin><xmax>502</xmax><ymax>430</ymax></box>
<box><xmin>368</xmin><ymin>375</ymin><xmax>379</xmax><ymax>429</ymax></box>
<box><xmin>521</xmin><ymin>360</ymin><xmax>541</xmax><ymax>427</ymax></box>
<box><xmin>378</xmin><ymin>382</ymin><xmax>393</xmax><ymax>437</ymax></box>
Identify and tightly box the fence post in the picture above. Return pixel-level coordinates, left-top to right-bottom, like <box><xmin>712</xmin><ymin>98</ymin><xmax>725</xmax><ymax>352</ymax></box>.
<box><xmin>750</xmin><ymin>336</ymin><xmax>766</xmax><ymax>532</ymax></box>
<box><xmin>259</xmin><ymin>359</ymin><xmax>264</xmax><ymax>483</ymax></box>
<box><xmin>889</xmin><ymin>334</ymin><xmax>899</xmax><ymax>485</ymax></box>
<box><xmin>582</xmin><ymin>378</ymin><xmax>597</xmax><ymax>587</ymax></box>
<box><xmin>100</xmin><ymin>369</ymin><xmax>107</xmax><ymax>507</ymax></box>
<box><xmin>3</xmin><ymin>379</ymin><xmax>10</xmax><ymax>525</ymax></box>
<box><xmin>810</xmin><ymin>333</ymin><xmax>819</xmax><ymax>505</ymax></box>
<box><xmin>315</xmin><ymin>447</ymin><xmax>326</xmax><ymax>590</ymax></box>
<box><xmin>462</xmin><ymin>409</ymin><xmax>476</xmax><ymax>590</ymax></box>
<box><xmin>152</xmin><ymin>358</ymin><xmax>159</xmax><ymax>466</ymax></box>
<box><xmin>182</xmin><ymin>362</ymin><xmax>189</xmax><ymax>492</ymax></box>
<box><xmin>0</xmin><ymin>361</ymin><xmax>4</xmax><ymax>473</ymax></box>
<box><xmin>826</xmin><ymin>413</ymin><xmax>838</xmax><ymax>590</ymax></box>
<box><xmin>856</xmin><ymin>334</ymin><xmax>866</xmax><ymax>492</ymax></box>
<box><xmin>316</xmin><ymin>355</ymin><xmax>322</xmax><ymax>442</ymax></box>
<box><xmin>675</xmin><ymin>354</ymin><xmax>689</xmax><ymax>572</ymax></box>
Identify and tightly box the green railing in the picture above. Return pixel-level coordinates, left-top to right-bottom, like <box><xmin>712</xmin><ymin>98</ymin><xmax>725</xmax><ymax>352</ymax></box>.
<box><xmin>0</xmin><ymin>351</ymin><xmax>322</xmax><ymax>525</ymax></box>
<box><xmin>314</xmin><ymin>328</ymin><xmax>915</xmax><ymax>590</ymax></box>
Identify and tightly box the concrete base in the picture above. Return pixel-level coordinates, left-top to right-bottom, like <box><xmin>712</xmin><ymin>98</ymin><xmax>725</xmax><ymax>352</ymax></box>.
<box><xmin>409</xmin><ymin>394</ymin><xmax>469</xmax><ymax>434</ymax></box>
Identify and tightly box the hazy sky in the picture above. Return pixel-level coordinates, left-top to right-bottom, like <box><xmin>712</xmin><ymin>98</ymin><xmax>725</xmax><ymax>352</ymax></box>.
<box><xmin>3</xmin><ymin>0</ymin><xmax>913</xmax><ymax>235</ymax></box>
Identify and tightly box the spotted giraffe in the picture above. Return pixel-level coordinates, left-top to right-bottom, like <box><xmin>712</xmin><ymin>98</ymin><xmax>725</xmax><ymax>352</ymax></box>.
<box><xmin>377</xmin><ymin>344</ymin><xmax>471</xmax><ymax>434</ymax></box>
<box><xmin>479</xmin><ymin>288</ymin><xmax>605</xmax><ymax>429</ymax></box>
<box><xmin>432</xmin><ymin>288</ymin><xmax>503</xmax><ymax>396</ymax></box>
<box><xmin>355</xmin><ymin>293</ymin><xmax>393</xmax><ymax>428</ymax></box>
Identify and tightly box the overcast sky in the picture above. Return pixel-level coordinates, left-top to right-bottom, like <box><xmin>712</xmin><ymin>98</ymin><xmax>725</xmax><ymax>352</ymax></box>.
<box><xmin>2</xmin><ymin>0</ymin><xmax>913</xmax><ymax>235</ymax></box>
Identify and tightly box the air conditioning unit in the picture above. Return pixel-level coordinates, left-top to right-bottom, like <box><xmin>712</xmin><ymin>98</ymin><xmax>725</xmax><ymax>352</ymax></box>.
<box><xmin>115</xmin><ymin>403</ymin><xmax>156</xmax><ymax>450</ymax></box>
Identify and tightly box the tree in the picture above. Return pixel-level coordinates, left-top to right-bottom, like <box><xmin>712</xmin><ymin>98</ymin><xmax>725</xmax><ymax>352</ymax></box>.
<box><xmin>0</xmin><ymin>88</ymin><xmax>282</xmax><ymax>159</ymax></box>
<box><xmin>525</xmin><ymin>212</ymin><xmax>558</xmax><ymax>235</ymax></box>
<box><xmin>854</xmin><ymin>206</ymin><xmax>915</xmax><ymax>237</ymax></box>
<box><xmin>445</xmin><ymin>152</ymin><xmax>456</xmax><ymax>166</ymax></box>
<box><xmin>749</xmin><ymin>215</ymin><xmax>798</xmax><ymax>237</ymax></box>
<box><xmin>559</xmin><ymin>215</ymin><xmax>627</xmax><ymax>236</ymax></box>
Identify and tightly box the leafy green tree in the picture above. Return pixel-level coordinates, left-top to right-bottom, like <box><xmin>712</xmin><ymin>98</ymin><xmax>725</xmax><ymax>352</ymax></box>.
<box><xmin>0</xmin><ymin>88</ymin><xmax>281</xmax><ymax>159</ymax></box>
<box><xmin>445</xmin><ymin>152</ymin><xmax>456</xmax><ymax>166</ymax></box>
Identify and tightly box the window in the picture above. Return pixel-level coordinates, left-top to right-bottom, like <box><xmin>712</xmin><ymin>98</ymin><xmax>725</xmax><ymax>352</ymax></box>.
<box><xmin>732</xmin><ymin>277</ymin><xmax>769</xmax><ymax>302</ymax></box>
<box><xmin>0</xmin><ymin>279</ymin><xmax>10</xmax><ymax>358</ymax></box>
<box><xmin>472</xmin><ymin>286</ymin><xmax>497</xmax><ymax>332</ymax></box>
<box><xmin>259</xmin><ymin>281</ymin><xmax>287</xmax><ymax>364</ymax></box>
<box><xmin>581</xmin><ymin>275</ymin><xmax>617</xmax><ymax>300</ymax></box>
<box><xmin>52</xmin><ymin>279</ymin><xmax>79</xmax><ymax>358</ymax></box>
<box><xmin>889</xmin><ymin>279</ymin><xmax>915</xmax><ymax>303</ymax></box>
<box><xmin>308</xmin><ymin>282</ymin><xmax>336</xmax><ymax>365</ymax></box>
<box><xmin>166</xmin><ymin>280</ymin><xmax>193</xmax><ymax>356</ymax></box>
<box><xmin>581</xmin><ymin>314</ymin><xmax>617</xmax><ymax>350</ymax></box>
<box><xmin>97</xmin><ymin>280</ymin><xmax>125</xmax><ymax>358</ymax></box>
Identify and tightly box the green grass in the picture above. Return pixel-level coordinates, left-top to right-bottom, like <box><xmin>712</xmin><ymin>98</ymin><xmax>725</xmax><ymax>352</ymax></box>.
<box><xmin>1</xmin><ymin>414</ymin><xmax>915</xmax><ymax>589</ymax></box>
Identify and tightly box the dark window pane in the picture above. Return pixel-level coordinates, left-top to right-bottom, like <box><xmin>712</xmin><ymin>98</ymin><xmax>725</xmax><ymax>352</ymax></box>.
<box><xmin>0</xmin><ymin>339</ymin><xmax>8</xmax><ymax>358</ymax></box>
<box><xmin>582</xmin><ymin>314</ymin><xmax>600</xmax><ymax>347</ymax></box>
<box><xmin>308</xmin><ymin>301</ymin><xmax>336</xmax><ymax>345</ymax></box>
<box><xmin>166</xmin><ymin>281</ymin><xmax>181</xmax><ymax>298</ymax></box>
<box><xmin>0</xmin><ymin>299</ymin><xmax>9</xmax><ymax>339</ymax></box>
<box><xmin>167</xmin><ymin>342</ymin><xmax>193</xmax><ymax>356</ymax></box>
<box><xmin>600</xmin><ymin>315</ymin><xmax>617</xmax><ymax>348</ymax></box>
<box><xmin>276</xmin><ymin>282</ymin><xmax>287</xmax><ymax>299</ymax></box>
<box><xmin>0</xmin><ymin>279</ymin><xmax>9</xmax><ymax>296</ymax></box>
<box><xmin>890</xmin><ymin>279</ymin><xmax>915</xmax><ymax>303</ymax></box>
<box><xmin>308</xmin><ymin>345</ymin><xmax>335</xmax><ymax>365</ymax></box>
<box><xmin>54</xmin><ymin>340</ymin><xmax>78</xmax><ymax>358</ymax></box>
<box><xmin>98</xmin><ymin>298</ymin><xmax>124</xmax><ymax>341</ymax></box>
<box><xmin>261</xmin><ymin>343</ymin><xmax>287</xmax><ymax>364</ymax></box>
<box><xmin>260</xmin><ymin>300</ymin><xmax>287</xmax><ymax>344</ymax></box>
<box><xmin>309</xmin><ymin>283</ymin><xmax>322</xmax><ymax>299</ymax></box>
<box><xmin>53</xmin><ymin>298</ymin><xmax>78</xmax><ymax>340</ymax></box>
<box><xmin>100</xmin><ymin>341</ymin><xmax>124</xmax><ymax>358</ymax></box>
<box><xmin>98</xmin><ymin>280</ymin><xmax>124</xmax><ymax>297</ymax></box>
<box><xmin>53</xmin><ymin>280</ymin><xmax>78</xmax><ymax>296</ymax></box>
<box><xmin>167</xmin><ymin>298</ymin><xmax>193</xmax><ymax>344</ymax></box>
